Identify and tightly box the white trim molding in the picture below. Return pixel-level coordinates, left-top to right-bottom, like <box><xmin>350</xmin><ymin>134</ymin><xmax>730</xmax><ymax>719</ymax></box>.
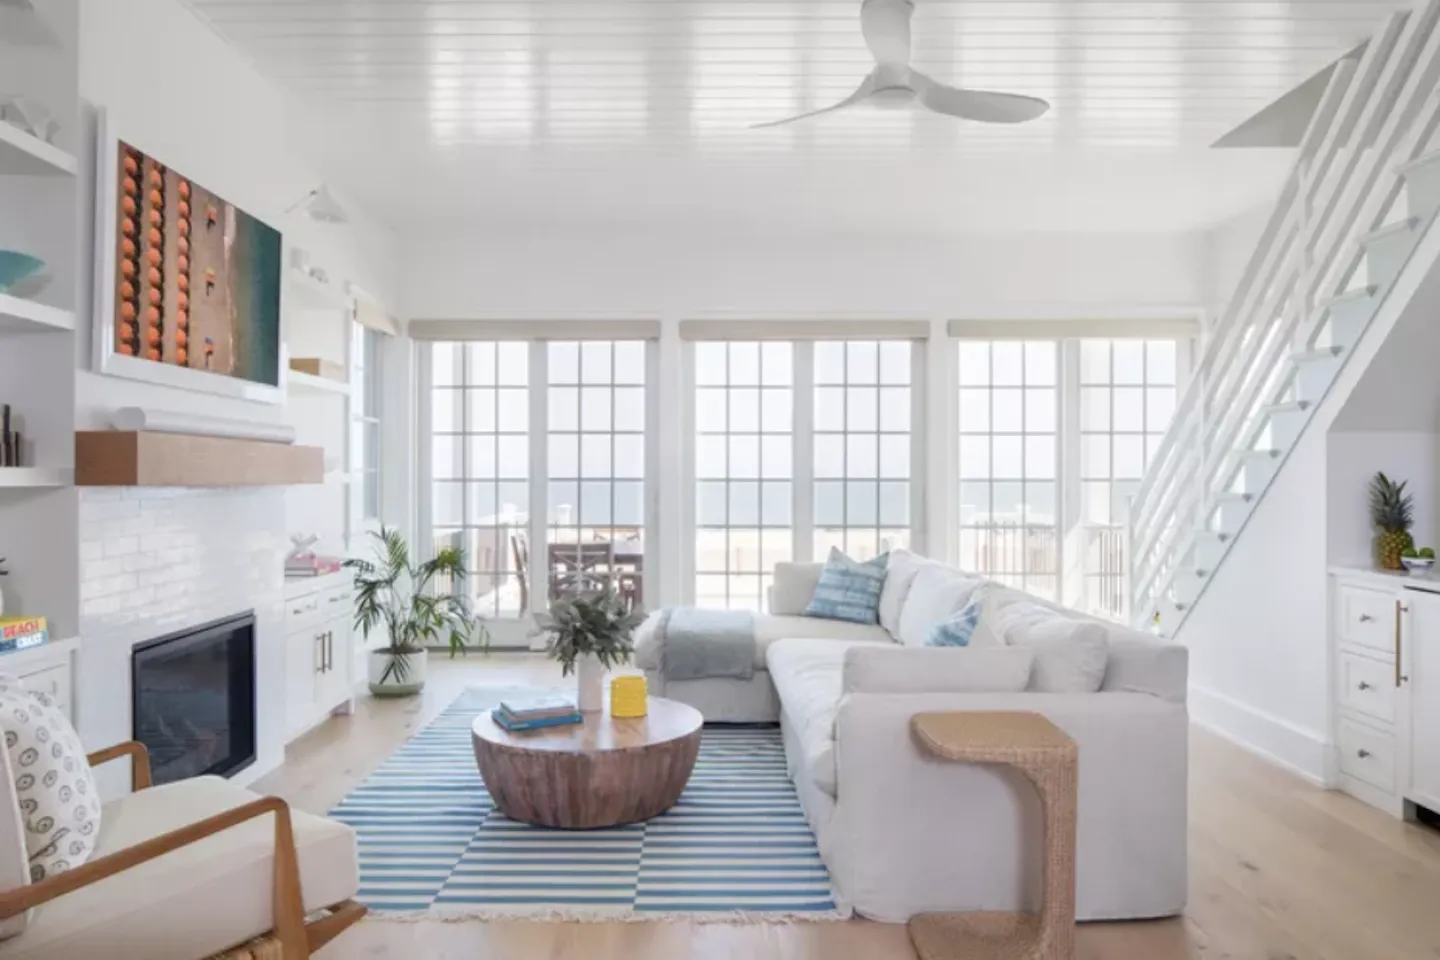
<box><xmin>1189</xmin><ymin>683</ymin><xmax>1337</xmax><ymax>786</ymax></box>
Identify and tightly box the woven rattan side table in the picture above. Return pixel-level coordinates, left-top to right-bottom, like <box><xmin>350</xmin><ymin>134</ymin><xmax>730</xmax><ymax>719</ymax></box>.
<box><xmin>907</xmin><ymin>711</ymin><xmax>1079</xmax><ymax>960</ymax></box>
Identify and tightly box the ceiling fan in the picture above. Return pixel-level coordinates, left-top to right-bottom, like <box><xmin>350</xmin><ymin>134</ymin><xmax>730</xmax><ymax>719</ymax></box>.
<box><xmin>753</xmin><ymin>0</ymin><xmax>1050</xmax><ymax>129</ymax></box>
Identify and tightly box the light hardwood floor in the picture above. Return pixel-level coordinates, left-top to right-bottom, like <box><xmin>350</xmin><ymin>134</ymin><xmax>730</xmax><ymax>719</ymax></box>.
<box><xmin>255</xmin><ymin>655</ymin><xmax>1440</xmax><ymax>960</ymax></box>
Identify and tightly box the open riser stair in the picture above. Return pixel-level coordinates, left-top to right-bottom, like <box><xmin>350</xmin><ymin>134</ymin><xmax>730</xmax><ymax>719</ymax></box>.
<box><xmin>1129</xmin><ymin>1</ymin><xmax>1440</xmax><ymax>637</ymax></box>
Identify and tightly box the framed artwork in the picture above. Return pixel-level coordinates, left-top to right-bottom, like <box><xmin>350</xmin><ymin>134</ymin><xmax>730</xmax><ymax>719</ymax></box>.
<box><xmin>92</xmin><ymin>110</ymin><xmax>285</xmax><ymax>403</ymax></box>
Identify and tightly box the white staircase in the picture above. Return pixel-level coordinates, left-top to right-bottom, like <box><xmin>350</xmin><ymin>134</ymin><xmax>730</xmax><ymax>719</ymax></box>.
<box><xmin>1129</xmin><ymin>1</ymin><xmax>1440</xmax><ymax>637</ymax></box>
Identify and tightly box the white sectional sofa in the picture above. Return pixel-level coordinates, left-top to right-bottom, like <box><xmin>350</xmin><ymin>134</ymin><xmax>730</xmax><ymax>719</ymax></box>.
<box><xmin>635</xmin><ymin>551</ymin><xmax>1188</xmax><ymax>923</ymax></box>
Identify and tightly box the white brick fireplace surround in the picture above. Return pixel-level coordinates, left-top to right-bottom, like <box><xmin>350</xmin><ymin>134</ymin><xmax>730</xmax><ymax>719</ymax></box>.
<box><xmin>76</xmin><ymin>486</ymin><xmax>288</xmax><ymax>798</ymax></box>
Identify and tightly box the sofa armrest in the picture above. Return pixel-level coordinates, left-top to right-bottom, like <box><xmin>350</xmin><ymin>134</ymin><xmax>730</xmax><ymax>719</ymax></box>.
<box><xmin>86</xmin><ymin>741</ymin><xmax>153</xmax><ymax>792</ymax></box>
<box><xmin>1100</xmin><ymin>637</ymin><xmax>1188</xmax><ymax>702</ymax></box>
<box><xmin>830</xmin><ymin>691</ymin><xmax>1188</xmax><ymax>922</ymax></box>
<box><xmin>841</xmin><ymin>646</ymin><xmax>1033</xmax><ymax>694</ymax></box>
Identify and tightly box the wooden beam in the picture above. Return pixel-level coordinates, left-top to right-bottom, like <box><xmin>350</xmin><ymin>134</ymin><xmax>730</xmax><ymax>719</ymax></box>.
<box><xmin>75</xmin><ymin>431</ymin><xmax>324</xmax><ymax>487</ymax></box>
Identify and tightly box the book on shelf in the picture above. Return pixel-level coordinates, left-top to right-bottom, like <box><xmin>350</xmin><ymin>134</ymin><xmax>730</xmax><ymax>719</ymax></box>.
<box><xmin>491</xmin><ymin>708</ymin><xmax>582</xmax><ymax>733</ymax></box>
<box><xmin>0</xmin><ymin>617</ymin><xmax>47</xmax><ymax>654</ymax></box>
<box><xmin>497</xmin><ymin>694</ymin><xmax>579</xmax><ymax>721</ymax></box>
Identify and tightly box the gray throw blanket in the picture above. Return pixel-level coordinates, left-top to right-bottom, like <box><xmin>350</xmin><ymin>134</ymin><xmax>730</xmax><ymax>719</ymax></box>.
<box><xmin>658</xmin><ymin>607</ymin><xmax>757</xmax><ymax>681</ymax></box>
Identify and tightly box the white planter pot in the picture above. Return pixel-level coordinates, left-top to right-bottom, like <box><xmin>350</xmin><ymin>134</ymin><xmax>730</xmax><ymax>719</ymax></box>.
<box><xmin>576</xmin><ymin>654</ymin><xmax>606</xmax><ymax>713</ymax></box>
<box><xmin>369</xmin><ymin>648</ymin><xmax>427</xmax><ymax>698</ymax></box>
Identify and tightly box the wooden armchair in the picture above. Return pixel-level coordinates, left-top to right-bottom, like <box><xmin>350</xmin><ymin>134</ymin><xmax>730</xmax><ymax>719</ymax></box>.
<box><xmin>0</xmin><ymin>741</ymin><xmax>365</xmax><ymax>959</ymax></box>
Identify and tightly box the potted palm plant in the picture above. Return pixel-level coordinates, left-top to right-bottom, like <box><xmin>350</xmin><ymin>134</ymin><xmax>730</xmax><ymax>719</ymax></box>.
<box><xmin>534</xmin><ymin>589</ymin><xmax>646</xmax><ymax>712</ymax></box>
<box><xmin>345</xmin><ymin>527</ymin><xmax>485</xmax><ymax>697</ymax></box>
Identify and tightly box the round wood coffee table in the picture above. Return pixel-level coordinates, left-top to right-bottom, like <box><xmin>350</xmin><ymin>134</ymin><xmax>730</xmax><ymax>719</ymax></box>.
<box><xmin>471</xmin><ymin>696</ymin><xmax>703</xmax><ymax>829</ymax></box>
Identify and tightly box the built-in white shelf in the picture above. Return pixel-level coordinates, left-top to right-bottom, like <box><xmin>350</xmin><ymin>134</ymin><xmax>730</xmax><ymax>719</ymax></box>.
<box><xmin>0</xmin><ymin>467</ymin><xmax>73</xmax><ymax>489</ymax></box>
<box><xmin>286</xmin><ymin>270</ymin><xmax>351</xmax><ymax>312</ymax></box>
<box><xmin>0</xmin><ymin>122</ymin><xmax>77</xmax><ymax>177</ymax></box>
<box><xmin>287</xmin><ymin>370</ymin><xmax>352</xmax><ymax>397</ymax></box>
<box><xmin>0</xmin><ymin>293</ymin><xmax>74</xmax><ymax>333</ymax></box>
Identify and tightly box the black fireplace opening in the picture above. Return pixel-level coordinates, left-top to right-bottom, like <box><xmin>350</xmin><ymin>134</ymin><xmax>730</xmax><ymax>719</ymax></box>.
<box><xmin>132</xmin><ymin>612</ymin><xmax>257</xmax><ymax>786</ymax></box>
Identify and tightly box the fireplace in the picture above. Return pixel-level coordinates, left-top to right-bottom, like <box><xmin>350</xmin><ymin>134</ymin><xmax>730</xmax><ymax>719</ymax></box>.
<box><xmin>132</xmin><ymin>612</ymin><xmax>257</xmax><ymax>786</ymax></box>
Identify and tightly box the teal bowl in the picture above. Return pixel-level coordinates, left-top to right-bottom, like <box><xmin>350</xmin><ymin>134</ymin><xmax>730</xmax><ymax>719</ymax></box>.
<box><xmin>0</xmin><ymin>251</ymin><xmax>45</xmax><ymax>293</ymax></box>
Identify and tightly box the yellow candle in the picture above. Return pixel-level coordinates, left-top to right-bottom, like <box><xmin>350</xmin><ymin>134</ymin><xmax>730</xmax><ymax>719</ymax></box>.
<box><xmin>610</xmin><ymin>675</ymin><xmax>648</xmax><ymax>718</ymax></box>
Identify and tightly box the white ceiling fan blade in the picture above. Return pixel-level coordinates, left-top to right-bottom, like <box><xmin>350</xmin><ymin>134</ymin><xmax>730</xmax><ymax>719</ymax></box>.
<box><xmin>860</xmin><ymin>0</ymin><xmax>913</xmax><ymax>67</ymax></box>
<box><xmin>751</xmin><ymin>74</ymin><xmax>877</xmax><ymax>129</ymax></box>
<box><xmin>911</xmin><ymin>71</ymin><xmax>1050</xmax><ymax>124</ymax></box>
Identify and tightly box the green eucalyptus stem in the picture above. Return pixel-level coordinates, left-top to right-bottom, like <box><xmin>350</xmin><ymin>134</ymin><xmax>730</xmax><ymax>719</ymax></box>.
<box><xmin>532</xmin><ymin>588</ymin><xmax>645</xmax><ymax>677</ymax></box>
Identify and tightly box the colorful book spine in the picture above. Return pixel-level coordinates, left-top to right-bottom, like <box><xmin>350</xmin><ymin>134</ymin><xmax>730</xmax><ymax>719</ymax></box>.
<box><xmin>0</xmin><ymin>617</ymin><xmax>47</xmax><ymax>654</ymax></box>
<box><xmin>490</xmin><ymin>708</ymin><xmax>582</xmax><ymax>733</ymax></box>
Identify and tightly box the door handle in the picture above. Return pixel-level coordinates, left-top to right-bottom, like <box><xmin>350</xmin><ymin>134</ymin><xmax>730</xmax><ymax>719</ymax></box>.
<box><xmin>1396</xmin><ymin>601</ymin><xmax>1407</xmax><ymax>688</ymax></box>
<box><xmin>324</xmin><ymin>631</ymin><xmax>332</xmax><ymax>672</ymax></box>
<box><xmin>315</xmin><ymin>633</ymin><xmax>325</xmax><ymax>674</ymax></box>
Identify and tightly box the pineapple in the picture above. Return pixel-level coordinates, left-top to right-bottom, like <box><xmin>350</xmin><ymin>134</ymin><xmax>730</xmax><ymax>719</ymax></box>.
<box><xmin>1370</xmin><ymin>472</ymin><xmax>1415</xmax><ymax>570</ymax></box>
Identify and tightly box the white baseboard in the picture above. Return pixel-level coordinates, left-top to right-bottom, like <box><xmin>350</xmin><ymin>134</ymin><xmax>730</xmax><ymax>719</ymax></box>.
<box><xmin>1189</xmin><ymin>684</ymin><xmax>1335</xmax><ymax>787</ymax></box>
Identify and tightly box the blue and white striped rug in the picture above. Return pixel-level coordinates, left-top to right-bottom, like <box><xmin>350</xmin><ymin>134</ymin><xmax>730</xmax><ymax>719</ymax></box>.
<box><xmin>330</xmin><ymin>687</ymin><xmax>845</xmax><ymax>920</ymax></box>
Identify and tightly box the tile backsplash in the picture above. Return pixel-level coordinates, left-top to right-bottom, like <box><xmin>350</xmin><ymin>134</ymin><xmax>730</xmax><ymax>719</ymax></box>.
<box><xmin>76</xmin><ymin>486</ymin><xmax>288</xmax><ymax>792</ymax></box>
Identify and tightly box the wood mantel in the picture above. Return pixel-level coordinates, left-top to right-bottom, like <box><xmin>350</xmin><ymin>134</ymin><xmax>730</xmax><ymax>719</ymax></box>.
<box><xmin>75</xmin><ymin>431</ymin><xmax>324</xmax><ymax>487</ymax></box>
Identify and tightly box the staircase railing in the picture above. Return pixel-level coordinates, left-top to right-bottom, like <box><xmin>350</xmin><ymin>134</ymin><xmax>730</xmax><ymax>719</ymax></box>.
<box><xmin>1127</xmin><ymin>1</ymin><xmax>1440</xmax><ymax>634</ymax></box>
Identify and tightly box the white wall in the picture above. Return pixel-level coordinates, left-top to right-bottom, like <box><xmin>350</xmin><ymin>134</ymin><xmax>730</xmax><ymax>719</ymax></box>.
<box><xmin>71</xmin><ymin>0</ymin><xmax>399</xmax><ymax>775</ymax></box>
<box><xmin>401</xmin><ymin>227</ymin><xmax>1206</xmax><ymax>320</ymax></box>
<box><xmin>1184</xmin><ymin>427</ymin><xmax>1334</xmax><ymax>783</ymax></box>
<box><xmin>1328</xmin><ymin>432</ymin><xmax>1439</xmax><ymax>566</ymax></box>
<box><xmin>1201</xmin><ymin>202</ymin><xmax>1272</xmax><ymax>324</ymax></box>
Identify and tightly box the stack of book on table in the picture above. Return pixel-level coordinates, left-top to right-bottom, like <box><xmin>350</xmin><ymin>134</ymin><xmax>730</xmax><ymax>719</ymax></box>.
<box><xmin>492</xmin><ymin>694</ymin><xmax>581</xmax><ymax>732</ymax></box>
<box><xmin>0</xmin><ymin>617</ymin><xmax>48</xmax><ymax>654</ymax></box>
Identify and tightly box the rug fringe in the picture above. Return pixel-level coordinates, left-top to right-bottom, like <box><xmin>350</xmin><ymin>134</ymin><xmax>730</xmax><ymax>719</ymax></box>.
<box><xmin>365</xmin><ymin>905</ymin><xmax>851</xmax><ymax>924</ymax></box>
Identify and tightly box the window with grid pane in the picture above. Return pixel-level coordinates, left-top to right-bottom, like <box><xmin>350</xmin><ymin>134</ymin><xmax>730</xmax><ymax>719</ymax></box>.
<box><xmin>350</xmin><ymin>323</ymin><xmax>382</xmax><ymax>523</ymax></box>
<box><xmin>1078</xmin><ymin>339</ymin><xmax>1177</xmax><ymax>616</ymax></box>
<box><xmin>429</xmin><ymin>341</ymin><xmax>530</xmax><ymax>618</ymax></box>
<box><xmin>694</xmin><ymin>341</ymin><xmax>793</xmax><ymax>611</ymax></box>
<box><xmin>547</xmin><ymin>341</ymin><xmax>647</xmax><ymax>610</ymax></box>
<box><xmin>813</xmin><ymin>340</ymin><xmax>912</xmax><ymax>560</ymax></box>
<box><xmin>957</xmin><ymin>341</ymin><xmax>1059</xmax><ymax>600</ymax></box>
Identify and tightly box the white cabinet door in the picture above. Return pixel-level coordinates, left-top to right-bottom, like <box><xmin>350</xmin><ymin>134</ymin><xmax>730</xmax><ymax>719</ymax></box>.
<box><xmin>315</xmin><ymin>619</ymin><xmax>353</xmax><ymax>711</ymax></box>
<box><xmin>286</xmin><ymin>627</ymin><xmax>321</xmax><ymax>737</ymax></box>
<box><xmin>1406</xmin><ymin>590</ymin><xmax>1440</xmax><ymax>811</ymax></box>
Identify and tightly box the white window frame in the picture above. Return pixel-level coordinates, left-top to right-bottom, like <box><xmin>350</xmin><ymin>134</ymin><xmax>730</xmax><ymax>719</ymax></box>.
<box><xmin>416</xmin><ymin>333</ymin><xmax>659</xmax><ymax>648</ymax></box>
<box><xmin>349</xmin><ymin>321</ymin><xmax>382</xmax><ymax>534</ymax></box>
<box><xmin>679</xmin><ymin>333</ymin><xmax>927</xmax><ymax>609</ymax></box>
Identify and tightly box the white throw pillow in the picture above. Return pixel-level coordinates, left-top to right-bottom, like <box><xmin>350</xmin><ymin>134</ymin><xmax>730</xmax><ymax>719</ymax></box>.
<box><xmin>0</xmin><ymin>675</ymin><xmax>102</xmax><ymax>883</ymax></box>
<box><xmin>876</xmin><ymin>549</ymin><xmax>924</xmax><ymax>637</ymax></box>
<box><xmin>895</xmin><ymin>566</ymin><xmax>985</xmax><ymax>647</ymax></box>
<box><xmin>1004</xmin><ymin>617</ymin><xmax>1110</xmax><ymax>693</ymax></box>
<box><xmin>769</xmin><ymin>562</ymin><xmax>826</xmax><ymax>615</ymax></box>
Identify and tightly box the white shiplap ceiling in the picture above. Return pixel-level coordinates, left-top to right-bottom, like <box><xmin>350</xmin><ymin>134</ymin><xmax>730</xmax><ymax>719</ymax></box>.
<box><xmin>186</xmin><ymin>0</ymin><xmax>1408</xmax><ymax>233</ymax></box>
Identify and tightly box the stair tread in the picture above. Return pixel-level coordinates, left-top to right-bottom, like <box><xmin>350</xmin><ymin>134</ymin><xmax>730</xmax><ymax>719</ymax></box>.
<box><xmin>1291</xmin><ymin>345</ymin><xmax>1345</xmax><ymax>362</ymax></box>
<box><xmin>1264</xmin><ymin>399</ymin><xmax>1311</xmax><ymax>414</ymax></box>
<box><xmin>1358</xmin><ymin>218</ymin><xmax>1419</xmax><ymax>245</ymax></box>
<box><xmin>1216</xmin><ymin>491</ymin><xmax>1254</xmax><ymax>502</ymax></box>
<box><xmin>1319</xmin><ymin>285</ymin><xmax>1377</xmax><ymax>308</ymax></box>
<box><xmin>1397</xmin><ymin>148</ymin><xmax>1440</xmax><ymax>176</ymax></box>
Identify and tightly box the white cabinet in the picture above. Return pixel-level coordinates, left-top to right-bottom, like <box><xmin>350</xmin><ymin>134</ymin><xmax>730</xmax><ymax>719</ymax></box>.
<box><xmin>1406</xmin><ymin>589</ymin><xmax>1440</xmax><ymax>812</ymax></box>
<box><xmin>0</xmin><ymin>638</ymin><xmax>78</xmax><ymax>724</ymax></box>
<box><xmin>283</xmin><ymin>574</ymin><xmax>355</xmax><ymax>742</ymax></box>
<box><xmin>1328</xmin><ymin>569</ymin><xmax>1440</xmax><ymax>819</ymax></box>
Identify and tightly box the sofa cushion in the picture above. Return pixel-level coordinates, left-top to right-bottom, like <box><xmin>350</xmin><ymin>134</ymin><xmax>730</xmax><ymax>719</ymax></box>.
<box><xmin>766</xmin><ymin>638</ymin><xmax>889</xmax><ymax>798</ymax></box>
<box><xmin>877</xmin><ymin>549</ymin><xmax>925</xmax><ymax>636</ymax></box>
<box><xmin>998</xmin><ymin>606</ymin><xmax>1111</xmax><ymax>693</ymax></box>
<box><xmin>896</xmin><ymin>566</ymin><xmax>985</xmax><ymax>647</ymax></box>
<box><xmin>842</xmin><ymin>645</ymin><xmax>1034</xmax><ymax>695</ymax></box>
<box><xmin>803</xmin><ymin>548</ymin><xmax>888</xmax><ymax>625</ymax></box>
<box><xmin>769</xmin><ymin>562</ymin><xmax>825</xmax><ymax>616</ymax></box>
<box><xmin>0</xmin><ymin>776</ymin><xmax>358</xmax><ymax>960</ymax></box>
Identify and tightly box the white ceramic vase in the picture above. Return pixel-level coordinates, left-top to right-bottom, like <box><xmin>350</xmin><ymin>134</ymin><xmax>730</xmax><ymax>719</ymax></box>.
<box><xmin>576</xmin><ymin>654</ymin><xmax>606</xmax><ymax>712</ymax></box>
<box><xmin>368</xmin><ymin>648</ymin><xmax>427</xmax><ymax>698</ymax></box>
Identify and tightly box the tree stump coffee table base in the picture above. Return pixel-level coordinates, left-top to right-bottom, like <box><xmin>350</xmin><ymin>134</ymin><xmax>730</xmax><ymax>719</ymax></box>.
<box><xmin>906</xmin><ymin>711</ymin><xmax>1079</xmax><ymax>960</ymax></box>
<box><xmin>472</xmin><ymin>696</ymin><xmax>703</xmax><ymax>830</ymax></box>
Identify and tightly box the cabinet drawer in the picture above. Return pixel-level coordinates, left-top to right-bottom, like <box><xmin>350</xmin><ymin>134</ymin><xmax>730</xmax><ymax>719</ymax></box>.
<box><xmin>19</xmin><ymin>664</ymin><xmax>70</xmax><ymax>717</ymax></box>
<box><xmin>286</xmin><ymin>593</ymin><xmax>324</xmax><ymax>625</ymax></box>
<box><xmin>317</xmin><ymin>584</ymin><xmax>352</xmax><ymax>617</ymax></box>
<box><xmin>1337</xmin><ymin>585</ymin><xmax>1398</xmax><ymax>656</ymax></box>
<box><xmin>1338</xmin><ymin>719</ymin><xmax>1396</xmax><ymax>793</ymax></box>
<box><xmin>1337</xmin><ymin>651</ymin><xmax>1397</xmax><ymax>724</ymax></box>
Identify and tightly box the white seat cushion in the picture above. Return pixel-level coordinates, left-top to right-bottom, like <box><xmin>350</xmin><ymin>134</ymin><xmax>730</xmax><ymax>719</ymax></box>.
<box><xmin>635</xmin><ymin>612</ymin><xmax>891</xmax><ymax>671</ymax></box>
<box><xmin>0</xmin><ymin>776</ymin><xmax>357</xmax><ymax>960</ymax></box>
<box><xmin>766</xmin><ymin>638</ymin><xmax>888</xmax><ymax>798</ymax></box>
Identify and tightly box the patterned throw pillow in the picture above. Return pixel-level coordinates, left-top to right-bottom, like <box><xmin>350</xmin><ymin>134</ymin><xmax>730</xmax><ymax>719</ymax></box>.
<box><xmin>927</xmin><ymin>595</ymin><xmax>983</xmax><ymax>647</ymax></box>
<box><xmin>0</xmin><ymin>675</ymin><xmax>102</xmax><ymax>882</ymax></box>
<box><xmin>803</xmin><ymin>548</ymin><xmax>890</xmax><ymax>624</ymax></box>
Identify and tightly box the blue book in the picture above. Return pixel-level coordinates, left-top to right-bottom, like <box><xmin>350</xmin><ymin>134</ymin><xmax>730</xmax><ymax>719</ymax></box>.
<box><xmin>0</xmin><ymin>630</ymin><xmax>46</xmax><ymax>655</ymax></box>
<box><xmin>498</xmin><ymin>694</ymin><xmax>578</xmax><ymax>720</ymax></box>
<box><xmin>491</xmin><ymin>708</ymin><xmax>582</xmax><ymax>733</ymax></box>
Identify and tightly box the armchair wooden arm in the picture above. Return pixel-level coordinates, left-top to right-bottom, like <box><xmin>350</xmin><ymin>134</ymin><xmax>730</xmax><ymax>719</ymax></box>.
<box><xmin>0</xmin><ymin>793</ymin><xmax>363</xmax><ymax>958</ymax></box>
<box><xmin>86</xmin><ymin>740</ymin><xmax>152</xmax><ymax>791</ymax></box>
